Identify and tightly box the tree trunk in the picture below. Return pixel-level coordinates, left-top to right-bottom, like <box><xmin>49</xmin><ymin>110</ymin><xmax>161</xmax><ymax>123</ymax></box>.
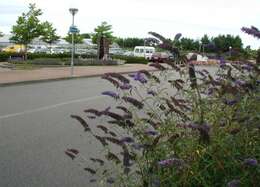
<box><xmin>256</xmin><ymin>49</ymin><xmax>260</xmax><ymax>65</ymax></box>
<box><xmin>98</xmin><ymin>35</ymin><xmax>105</xmax><ymax>60</ymax></box>
<box><xmin>24</xmin><ymin>44</ymin><xmax>28</xmax><ymax>61</ymax></box>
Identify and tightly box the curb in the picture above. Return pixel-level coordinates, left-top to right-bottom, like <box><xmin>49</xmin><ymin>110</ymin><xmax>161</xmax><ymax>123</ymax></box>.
<box><xmin>0</xmin><ymin>69</ymin><xmax>157</xmax><ymax>87</ymax></box>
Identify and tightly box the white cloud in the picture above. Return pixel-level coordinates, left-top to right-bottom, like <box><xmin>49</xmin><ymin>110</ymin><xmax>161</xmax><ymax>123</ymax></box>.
<box><xmin>0</xmin><ymin>0</ymin><xmax>259</xmax><ymax>48</ymax></box>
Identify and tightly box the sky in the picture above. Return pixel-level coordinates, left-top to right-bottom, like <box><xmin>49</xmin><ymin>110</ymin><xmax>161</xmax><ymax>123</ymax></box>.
<box><xmin>0</xmin><ymin>0</ymin><xmax>259</xmax><ymax>49</ymax></box>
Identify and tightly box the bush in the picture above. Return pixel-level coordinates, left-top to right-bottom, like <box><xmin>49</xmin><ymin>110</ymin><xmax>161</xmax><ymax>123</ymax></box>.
<box><xmin>12</xmin><ymin>58</ymin><xmax>64</xmax><ymax>65</ymax></box>
<box><xmin>112</xmin><ymin>55</ymin><xmax>149</xmax><ymax>64</ymax></box>
<box><xmin>67</xmin><ymin>59</ymin><xmax>260</xmax><ymax>186</ymax></box>
<box><xmin>0</xmin><ymin>52</ymin><xmax>20</xmax><ymax>61</ymax></box>
<box><xmin>27</xmin><ymin>53</ymin><xmax>97</xmax><ymax>60</ymax></box>
<box><xmin>64</xmin><ymin>58</ymin><xmax>125</xmax><ymax>66</ymax></box>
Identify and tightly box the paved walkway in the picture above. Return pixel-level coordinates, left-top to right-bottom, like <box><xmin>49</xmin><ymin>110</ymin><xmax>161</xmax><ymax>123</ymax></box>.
<box><xmin>0</xmin><ymin>64</ymin><xmax>155</xmax><ymax>85</ymax></box>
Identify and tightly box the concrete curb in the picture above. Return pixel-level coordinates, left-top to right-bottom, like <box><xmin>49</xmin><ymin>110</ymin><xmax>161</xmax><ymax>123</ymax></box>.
<box><xmin>0</xmin><ymin>69</ymin><xmax>157</xmax><ymax>87</ymax></box>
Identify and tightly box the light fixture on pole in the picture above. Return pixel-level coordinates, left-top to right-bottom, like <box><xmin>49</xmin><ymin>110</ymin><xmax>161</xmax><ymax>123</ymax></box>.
<box><xmin>69</xmin><ymin>8</ymin><xmax>78</xmax><ymax>76</ymax></box>
<box><xmin>229</xmin><ymin>46</ymin><xmax>232</xmax><ymax>57</ymax></box>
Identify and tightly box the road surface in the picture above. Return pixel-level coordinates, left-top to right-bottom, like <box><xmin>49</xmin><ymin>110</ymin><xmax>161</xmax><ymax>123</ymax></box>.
<box><xmin>0</xmin><ymin>77</ymin><xmax>118</xmax><ymax>187</ymax></box>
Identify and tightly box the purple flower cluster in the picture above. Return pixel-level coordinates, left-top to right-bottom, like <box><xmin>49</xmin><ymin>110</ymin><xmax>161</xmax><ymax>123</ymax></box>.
<box><xmin>120</xmin><ymin>137</ymin><xmax>135</xmax><ymax>143</ymax></box>
<box><xmin>243</xmin><ymin>158</ymin><xmax>258</xmax><ymax>167</ymax></box>
<box><xmin>227</xmin><ymin>179</ymin><xmax>240</xmax><ymax>187</ymax></box>
<box><xmin>234</xmin><ymin>80</ymin><xmax>246</xmax><ymax>86</ymax></box>
<box><xmin>101</xmin><ymin>91</ymin><xmax>119</xmax><ymax>99</ymax></box>
<box><xmin>147</xmin><ymin>90</ymin><xmax>157</xmax><ymax>96</ymax></box>
<box><xmin>145</xmin><ymin>130</ymin><xmax>158</xmax><ymax>136</ymax></box>
<box><xmin>133</xmin><ymin>72</ymin><xmax>147</xmax><ymax>84</ymax></box>
<box><xmin>223</xmin><ymin>99</ymin><xmax>237</xmax><ymax>106</ymax></box>
<box><xmin>219</xmin><ymin>57</ymin><xmax>227</xmax><ymax>68</ymax></box>
<box><xmin>158</xmin><ymin>158</ymin><xmax>185</xmax><ymax>168</ymax></box>
<box><xmin>120</xmin><ymin>83</ymin><xmax>132</xmax><ymax>90</ymax></box>
<box><xmin>241</xmin><ymin>26</ymin><xmax>260</xmax><ymax>39</ymax></box>
<box><xmin>242</xmin><ymin>64</ymin><xmax>253</xmax><ymax>71</ymax></box>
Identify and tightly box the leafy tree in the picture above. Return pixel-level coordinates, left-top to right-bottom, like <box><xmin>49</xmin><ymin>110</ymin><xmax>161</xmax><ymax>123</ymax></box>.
<box><xmin>64</xmin><ymin>33</ymin><xmax>84</xmax><ymax>44</ymax></box>
<box><xmin>0</xmin><ymin>31</ymin><xmax>3</xmax><ymax>37</ymax></box>
<box><xmin>115</xmin><ymin>37</ymin><xmax>144</xmax><ymax>48</ymax></box>
<box><xmin>177</xmin><ymin>37</ymin><xmax>200</xmax><ymax>51</ymax></box>
<box><xmin>213</xmin><ymin>34</ymin><xmax>243</xmax><ymax>52</ymax></box>
<box><xmin>201</xmin><ymin>34</ymin><xmax>210</xmax><ymax>45</ymax></box>
<box><xmin>41</xmin><ymin>21</ymin><xmax>60</xmax><ymax>46</ymax></box>
<box><xmin>81</xmin><ymin>33</ymin><xmax>91</xmax><ymax>39</ymax></box>
<box><xmin>92</xmin><ymin>21</ymin><xmax>114</xmax><ymax>44</ymax></box>
<box><xmin>10</xmin><ymin>3</ymin><xmax>43</xmax><ymax>59</ymax></box>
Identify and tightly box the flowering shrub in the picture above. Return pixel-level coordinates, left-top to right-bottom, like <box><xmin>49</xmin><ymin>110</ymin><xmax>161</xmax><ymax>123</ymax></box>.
<box><xmin>66</xmin><ymin>32</ymin><xmax>260</xmax><ymax>186</ymax></box>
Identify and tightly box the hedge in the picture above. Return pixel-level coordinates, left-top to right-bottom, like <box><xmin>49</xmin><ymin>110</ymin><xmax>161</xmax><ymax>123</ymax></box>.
<box><xmin>0</xmin><ymin>52</ymin><xmax>149</xmax><ymax>64</ymax></box>
<box><xmin>112</xmin><ymin>55</ymin><xmax>149</xmax><ymax>64</ymax></box>
<box><xmin>12</xmin><ymin>58</ymin><xmax>125</xmax><ymax>66</ymax></box>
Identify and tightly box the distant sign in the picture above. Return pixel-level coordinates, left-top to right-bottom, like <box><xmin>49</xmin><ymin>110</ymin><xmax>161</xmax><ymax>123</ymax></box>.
<box><xmin>69</xmin><ymin>26</ymin><xmax>79</xmax><ymax>33</ymax></box>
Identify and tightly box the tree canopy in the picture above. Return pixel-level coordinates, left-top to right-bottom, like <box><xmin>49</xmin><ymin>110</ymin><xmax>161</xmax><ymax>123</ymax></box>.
<box><xmin>92</xmin><ymin>21</ymin><xmax>114</xmax><ymax>44</ymax></box>
<box><xmin>41</xmin><ymin>21</ymin><xmax>60</xmax><ymax>45</ymax></box>
<box><xmin>10</xmin><ymin>3</ymin><xmax>43</xmax><ymax>45</ymax></box>
<box><xmin>64</xmin><ymin>33</ymin><xmax>84</xmax><ymax>44</ymax></box>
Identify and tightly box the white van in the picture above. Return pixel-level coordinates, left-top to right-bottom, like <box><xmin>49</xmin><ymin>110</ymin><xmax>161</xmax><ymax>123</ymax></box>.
<box><xmin>134</xmin><ymin>46</ymin><xmax>155</xmax><ymax>60</ymax></box>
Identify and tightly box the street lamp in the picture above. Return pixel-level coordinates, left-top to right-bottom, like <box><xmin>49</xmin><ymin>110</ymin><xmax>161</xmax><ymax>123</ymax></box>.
<box><xmin>229</xmin><ymin>46</ymin><xmax>232</xmax><ymax>57</ymax></box>
<box><xmin>69</xmin><ymin>8</ymin><xmax>78</xmax><ymax>76</ymax></box>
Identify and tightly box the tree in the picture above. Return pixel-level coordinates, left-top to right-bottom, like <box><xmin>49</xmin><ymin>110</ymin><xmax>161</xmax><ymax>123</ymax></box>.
<box><xmin>0</xmin><ymin>31</ymin><xmax>3</xmax><ymax>37</ymax></box>
<box><xmin>10</xmin><ymin>3</ymin><xmax>43</xmax><ymax>59</ymax></box>
<box><xmin>92</xmin><ymin>21</ymin><xmax>114</xmax><ymax>44</ymax></box>
<box><xmin>64</xmin><ymin>33</ymin><xmax>84</xmax><ymax>44</ymax></box>
<box><xmin>201</xmin><ymin>34</ymin><xmax>210</xmax><ymax>45</ymax></box>
<box><xmin>92</xmin><ymin>22</ymin><xmax>114</xmax><ymax>60</ymax></box>
<box><xmin>213</xmin><ymin>34</ymin><xmax>243</xmax><ymax>52</ymax></box>
<box><xmin>41</xmin><ymin>21</ymin><xmax>60</xmax><ymax>46</ymax></box>
<box><xmin>115</xmin><ymin>37</ymin><xmax>144</xmax><ymax>48</ymax></box>
<box><xmin>81</xmin><ymin>33</ymin><xmax>91</xmax><ymax>39</ymax></box>
<box><xmin>177</xmin><ymin>37</ymin><xmax>200</xmax><ymax>51</ymax></box>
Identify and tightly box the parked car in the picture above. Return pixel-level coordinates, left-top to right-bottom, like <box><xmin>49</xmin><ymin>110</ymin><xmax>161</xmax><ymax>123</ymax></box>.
<box><xmin>2</xmin><ymin>44</ymin><xmax>25</xmax><ymax>53</ymax></box>
<box><xmin>151</xmin><ymin>52</ymin><xmax>170</xmax><ymax>63</ymax></box>
<box><xmin>133</xmin><ymin>46</ymin><xmax>155</xmax><ymax>60</ymax></box>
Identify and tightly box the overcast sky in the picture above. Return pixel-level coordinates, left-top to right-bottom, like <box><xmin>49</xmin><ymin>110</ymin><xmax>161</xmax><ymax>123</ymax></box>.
<box><xmin>0</xmin><ymin>0</ymin><xmax>259</xmax><ymax>48</ymax></box>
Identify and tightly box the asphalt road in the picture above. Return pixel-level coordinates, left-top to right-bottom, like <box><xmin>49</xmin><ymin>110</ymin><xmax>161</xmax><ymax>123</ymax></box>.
<box><xmin>0</xmin><ymin>66</ymin><xmax>218</xmax><ymax>187</ymax></box>
<box><xmin>0</xmin><ymin>77</ymin><xmax>118</xmax><ymax>187</ymax></box>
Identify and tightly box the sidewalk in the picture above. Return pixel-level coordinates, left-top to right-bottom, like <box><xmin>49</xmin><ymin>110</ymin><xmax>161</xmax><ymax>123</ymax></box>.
<box><xmin>0</xmin><ymin>64</ymin><xmax>155</xmax><ymax>86</ymax></box>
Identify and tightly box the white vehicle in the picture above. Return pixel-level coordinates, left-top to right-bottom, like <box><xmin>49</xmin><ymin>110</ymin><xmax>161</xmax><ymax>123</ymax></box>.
<box><xmin>133</xmin><ymin>46</ymin><xmax>155</xmax><ymax>60</ymax></box>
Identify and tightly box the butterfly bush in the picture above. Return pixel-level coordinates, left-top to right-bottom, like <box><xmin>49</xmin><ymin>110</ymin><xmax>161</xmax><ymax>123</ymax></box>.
<box><xmin>66</xmin><ymin>31</ymin><xmax>260</xmax><ymax>186</ymax></box>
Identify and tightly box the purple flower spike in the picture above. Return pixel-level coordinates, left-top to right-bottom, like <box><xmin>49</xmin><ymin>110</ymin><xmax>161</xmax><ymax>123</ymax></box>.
<box><xmin>228</xmin><ymin>179</ymin><xmax>240</xmax><ymax>187</ymax></box>
<box><xmin>158</xmin><ymin>158</ymin><xmax>185</xmax><ymax>168</ymax></box>
<box><xmin>147</xmin><ymin>90</ymin><xmax>157</xmax><ymax>96</ymax></box>
<box><xmin>101</xmin><ymin>91</ymin><xmax>119</xmax><ymax>99</ymax></box>
<box><xmin>242</xmin><ymin>64</ymin><xmax>253</xmax><ymax>71</ymax></box>
<box><xmin>120</xmin><ymin>137</ymin><xmax>135</xmax><ymax>143</ymax></box>
<box><xmin>120</xmin><ymin>83</ymin><xmax>132</xmax><ymax>90</ymax></box>
<box><xmin>234</xmin><ymin>80</ymin><xmax>245</xmax><ymax>86</ymax></box>
<box><xmin>243</xmin><ymin>158</ymin><xmax>258</xmax><ymax>166</ymax></box>
<box><xmin>106</xmin><ymin>177</ymin><xmax>115</xmax><ymax>184</ymax></box>
<box><xmin>207</xmin><ymin>87</ymin><xmax>214</xmax><ymax>95</ymax></box>
<box><xmin>219</xmin><ymin>57</ymin><xmax>226</xmax><ymax>68</ymax></box>
<box><xmin>223</xmin><ymin>99</ymin><xmax>237</xmax><ymax>106</ymax></box>
<box><xmin>131</xmin><ymin>143</ymin><xmax>144</xmax><ymax>150</ymax></box>
<box><xmin>128</xmin><ymin>73</ymin><xmax>135</xmax><ymax>78</ymax></box>
<box><xmin>133</xmin><ymin>72</ymin><xmax>147</xmax><ymax>84</ymax></box>
<box><xmin>145</xmin><ymin>130</ymin><xmax>158</xmax><ymax>136</ymax></box>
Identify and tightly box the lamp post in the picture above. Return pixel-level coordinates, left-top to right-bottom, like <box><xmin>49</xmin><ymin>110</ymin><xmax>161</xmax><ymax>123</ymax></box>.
<box><xmin>69</xmin><ymin>8</ymin><xmax>78</xmax><ymax>76</ymax></box>
<box><xmin>229</xmin><ymin>46</ymin><xmax>232</xmax><ymax>57</ymax></box>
